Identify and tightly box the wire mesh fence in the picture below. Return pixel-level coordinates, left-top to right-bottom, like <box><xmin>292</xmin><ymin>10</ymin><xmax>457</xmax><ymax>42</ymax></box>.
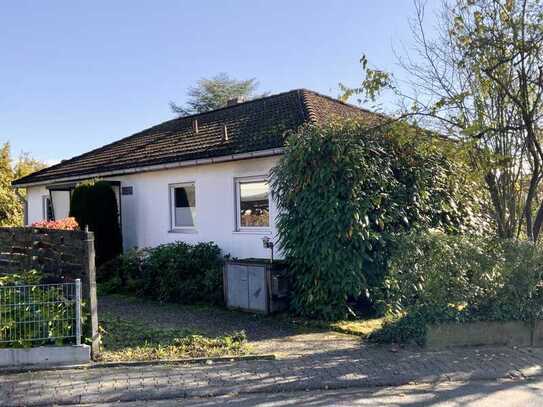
<box><xmin>0</xmin><ymin>279</ymin><xmax>81</xmax><ymax>347</ymax></box>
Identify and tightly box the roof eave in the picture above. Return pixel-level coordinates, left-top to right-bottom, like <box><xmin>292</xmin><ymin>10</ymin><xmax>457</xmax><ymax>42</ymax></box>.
<box><xmin>12</xmin><ymin>147</ymin><xmax>285</xmax><ymax>188</ymax></box>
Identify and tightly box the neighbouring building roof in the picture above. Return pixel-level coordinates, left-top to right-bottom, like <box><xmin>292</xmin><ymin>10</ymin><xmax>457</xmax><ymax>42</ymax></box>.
<box><xmin>13</xmin><ymin>89</ymin><xmax>382</xmax><ymax>187</ymax></box>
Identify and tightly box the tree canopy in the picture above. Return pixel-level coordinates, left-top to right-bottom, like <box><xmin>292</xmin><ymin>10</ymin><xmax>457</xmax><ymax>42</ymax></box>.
<box><xmin>0</xmin><ymin>143</ymin><xmax>47</xmax><ymax>226</ymax></box>
<box><xmin>343</xmin><ymin>0</ymin><xmax>543</xmax><ymax>242</ymax></box>
<box><xmin>170</xmin><ymin>73</ymin><xmax>267</xmax><ymax>116</ymax></box>
<box><xmin>14</xmin><ymin>152</ymin><xmax>48</xmax><ymax>181</ymax></box>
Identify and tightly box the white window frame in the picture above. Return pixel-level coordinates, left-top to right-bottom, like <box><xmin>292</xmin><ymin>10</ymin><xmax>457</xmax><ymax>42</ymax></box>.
<box><xmin>42</xmin><ymin>195</ymin><xmax>53</xmax><ymax>221</ymax></box>
<box><xmin>234</xmin><ymin>175</ymin><xmax>271</xmax><ymax>232</ymax></box>
<box><xmin>169</xmin><ymin>182</ymin><xmax>197</xmax><ymax>232</ymax></box>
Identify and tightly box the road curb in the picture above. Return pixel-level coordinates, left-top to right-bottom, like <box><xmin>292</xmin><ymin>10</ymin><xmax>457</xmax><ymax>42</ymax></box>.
<box><xmin>0</xmin><ymin>353</ymin><xmax>276</xmax><ymax>374</ymax></box>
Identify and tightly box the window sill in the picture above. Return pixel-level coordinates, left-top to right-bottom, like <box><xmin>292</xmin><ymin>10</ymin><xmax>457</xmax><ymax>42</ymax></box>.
<box><xmin>232</xmin><ymin>229</ymin><xmax>272</xmax><ymax>235</ymax></box>
<box><xmin>169</xmin><ymin>229</ymin><xmax>198</xmax><ymax>234</ymax></box>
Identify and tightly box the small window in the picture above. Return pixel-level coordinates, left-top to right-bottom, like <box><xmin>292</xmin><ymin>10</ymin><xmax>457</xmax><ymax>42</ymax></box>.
<box><xmin>170</xmin><ymin>183</ymin><xmax>196</xmax><ymax>229</ymax></box>
<box><xmin>236</xmin><ymin>178</ymin><xmax>270</xmax><ymax>229</ymax></box>
<box><xmin>42</xmin><ymin>196</ymin><xmax>54</xmax><ymax>221</ymax></box>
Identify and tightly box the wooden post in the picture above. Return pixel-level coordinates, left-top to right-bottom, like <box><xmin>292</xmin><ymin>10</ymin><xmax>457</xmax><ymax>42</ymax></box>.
<box><xmin>83</xmin><ymin>227</ymin><xmax>100</xmax><ymax>358</ymax></box>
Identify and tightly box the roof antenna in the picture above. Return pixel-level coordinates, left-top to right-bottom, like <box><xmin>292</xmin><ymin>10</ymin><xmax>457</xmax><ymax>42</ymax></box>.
<box><xmin>192</xmin><ymin>119</ymin><xmax>199</xmax><ymax>134</ymax></box>
<box><xmin>222</xmin><ymin>124</ymin><xmax>229</xmax><ymax>141</ymax></box>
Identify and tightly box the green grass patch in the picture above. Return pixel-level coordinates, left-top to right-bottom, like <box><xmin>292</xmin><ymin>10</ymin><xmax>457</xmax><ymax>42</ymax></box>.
<box><xmin>287</xmin><ymin>316</ymin><xmax>384</xmax><ymax>337</ymax></box>
<box><xmin>328</xmin><ymin>318</ymin><xmax>384</xmax><ymax>337</ymax></box>
<box><xmin>98</xmin><ymin>313</ymin><xmax>248</xmax><ymax>362</ymax></box>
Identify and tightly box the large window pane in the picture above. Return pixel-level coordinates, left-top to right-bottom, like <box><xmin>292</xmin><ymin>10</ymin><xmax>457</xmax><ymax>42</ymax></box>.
<box><xmin>50</xmin><ymin>190</ymin><xmax>70</xmax><ymax>220</ymax></box>
<box><xmin>239</xmin><ymin>181</ymin><xmax>269</xmax><ymax>227</ymax></box>
<box><xmin>173</xmin><ymin>184</ymin><xmax>196</xmax><ymax>228</ymax></box>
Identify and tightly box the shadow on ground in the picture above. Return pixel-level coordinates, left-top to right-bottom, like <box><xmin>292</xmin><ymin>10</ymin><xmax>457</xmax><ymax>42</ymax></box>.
<box><xmin>96</xmin><ymin>379</ymin><xmax>543</xmax><ymax>406</ymax></box>
<box><xmin>1</xmin><ymin>338</ymin><xmax>543</xmax><ymax>405</ymax></box>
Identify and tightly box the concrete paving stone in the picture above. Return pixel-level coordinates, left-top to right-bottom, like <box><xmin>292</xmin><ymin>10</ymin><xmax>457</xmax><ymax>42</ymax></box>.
<box><xmin>2</xmin><ymin>346</ymin><xmax>543</xmax><ymax>406</ymax></box>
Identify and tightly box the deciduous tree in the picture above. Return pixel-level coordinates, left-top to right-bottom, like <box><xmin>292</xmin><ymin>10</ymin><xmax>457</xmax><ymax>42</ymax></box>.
<box><xmin>0</xmin><ymin>143</ymin><xmax>48</xmax><ymax>226</ymax></box>
<box><xmin>0</xmin><ymin>143</ymin><xmax>20</xmax><ymax>226</ymax></box>
<box><xmin>344</xmin><ymin>0</ymin><xmax>543</xmax><ymax>241</ymax></box>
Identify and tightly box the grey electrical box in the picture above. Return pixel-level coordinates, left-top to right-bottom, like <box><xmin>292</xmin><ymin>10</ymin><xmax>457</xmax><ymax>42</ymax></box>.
<box><xmin>224</xmin><ymin>259</ymin><xmax>289</xmax><ymax>314</ymax></box>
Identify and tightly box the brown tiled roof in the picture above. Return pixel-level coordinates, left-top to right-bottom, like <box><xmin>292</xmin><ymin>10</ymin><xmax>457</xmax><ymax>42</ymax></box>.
<box><xmin>13</xmin><ymin>89</ymin><xmax>381</xmax><ymax>186</ymax></box>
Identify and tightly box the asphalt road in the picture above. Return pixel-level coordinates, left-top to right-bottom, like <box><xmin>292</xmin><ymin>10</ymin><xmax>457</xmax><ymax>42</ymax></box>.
<box><xmin>89</xmin><ymin>378</ymin><xmax>543</xmax><ymax>406</ymax></box>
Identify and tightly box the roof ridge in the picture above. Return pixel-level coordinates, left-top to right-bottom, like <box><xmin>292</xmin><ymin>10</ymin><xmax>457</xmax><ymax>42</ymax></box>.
<box><xmin>171</xmin><ymin>89</ymin><xmax>302</xmax><ymax>121</ymax></box>
<box><xmin>298</xmin><ymin>88</ymin><xmax>381</xmax><ymax>116</ymax></box>
<box><xmin>297</xmin><ymin>89</ymin><xmax>319</xmax><ymax>124</ymax></box>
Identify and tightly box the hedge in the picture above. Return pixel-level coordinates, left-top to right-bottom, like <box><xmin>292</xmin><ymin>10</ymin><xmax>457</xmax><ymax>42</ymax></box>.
<box><xmin>371</xmin><ymin>232</ymin><xmax>543</xmax><ymax>344</ymax></box>
<box><xmin>99</xmin><ymin>241</ymin><xmax>224</xmax><ymax>305</ymax></box>
<box><xmin>270</xmin><ymin>120</ymin><xmax>489</xmax><ymax>320</ymax></box>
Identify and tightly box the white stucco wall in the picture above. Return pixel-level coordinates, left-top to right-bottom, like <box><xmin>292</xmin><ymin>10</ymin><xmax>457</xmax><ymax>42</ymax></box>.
<box><xmin>24</xmin><ymin>156</ymin><xmax>281</xmax><ymax>259</ymax></box>
<box><xmin>26</xmin><ymin>185</ymin><xmax>49</xmax><ymax>225</ymax></box>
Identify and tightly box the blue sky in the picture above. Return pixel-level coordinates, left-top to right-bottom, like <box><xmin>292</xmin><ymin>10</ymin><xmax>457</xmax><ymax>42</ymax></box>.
<box><xmin>1</xmin><ymin>1</ymin><xmax>437</xmax><ymax>163</ymax></box>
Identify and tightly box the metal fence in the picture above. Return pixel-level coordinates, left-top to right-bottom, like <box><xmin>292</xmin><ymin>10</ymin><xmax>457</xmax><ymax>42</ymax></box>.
<box><xmin>0</xmin><ymin>279</ymin><xmax>81</xmax><ymax>346</ymax></box>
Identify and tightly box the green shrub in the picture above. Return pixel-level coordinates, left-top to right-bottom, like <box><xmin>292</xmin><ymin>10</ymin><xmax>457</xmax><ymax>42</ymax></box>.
<box><xmin>97</xmin><ymin>249</ymin><xmax>145</xmax><ymax>293</ymax></box>
<box><xmin>372</xmin><ymin>232</ymin><xmax>543</xmax><ymax>344</ymax></box>
<box><xmin>70</xmin><ymin>180</ymin><xmax>123</xmax><ymax>267</ymax></box>
<box><xmin>100</xmin><ymin>242</ymin><xmax>224</xmax><ymax>305</ymax></box>
<box><xmin>270</xmin><ymin>120</ymin><xmax>488</xmax><ymax>320</ymax></box>
<box><xmin>0</xmin><ymin>270</ymin><xmax>42</xmax><ymax>286</ymax></box>
<box><xmin>369</xmin><ymin>313</ymin><xmax>428</xmax><ymax>345</ymax></box>
<box><xmin>142</xmin><ymin>242</ymin><xmax>224</xmax><ymax>305</ymax></box>
<box><xmin>0</xmin><ymin>271</ymin><xmax>79</xmax><ymax>348</ymax></box>
<box><xmin>69</xmin><ymin>182</ymin><xmax>93</xmax><ymax>230</ymax></box>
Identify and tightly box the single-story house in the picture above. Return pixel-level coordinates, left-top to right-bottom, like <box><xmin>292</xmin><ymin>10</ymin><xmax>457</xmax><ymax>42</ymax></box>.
<box><xmin>12</xmin><ymin>89</ymin><xmax>379</xmax><ymax>259</ymax></box>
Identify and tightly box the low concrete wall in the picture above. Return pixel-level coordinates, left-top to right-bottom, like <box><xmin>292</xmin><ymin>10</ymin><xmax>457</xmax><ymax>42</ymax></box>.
<box><xmin>0</xmin><ymin>345</ymin><xmax>90</xmax><ymax>368</ymax></box>
<box><xmin>426</xmin><ymin>321</ymin><xmax>542</xmax><ymax>349</ymax></box>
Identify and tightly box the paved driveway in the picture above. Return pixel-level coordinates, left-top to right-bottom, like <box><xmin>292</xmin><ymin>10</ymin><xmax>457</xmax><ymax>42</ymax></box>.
<box><xmin>1</xmin><ymin>346</ymin><xmax>543</xmax><ymax>405</ymax></box>
<box><xmin>90</xmin><ymin>379</ymin><xmax>543</xmax><ymax>406</ymax></box>
<box><xmin>2</xmin><ymin>296</ymin><xmax>543</xmax><ymax>405</ymax></box>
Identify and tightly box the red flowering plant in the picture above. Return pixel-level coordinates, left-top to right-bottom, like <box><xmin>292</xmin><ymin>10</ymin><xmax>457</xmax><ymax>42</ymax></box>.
<box><xmin>31</xmin><ymin>217</ymin><xmax>79</xmax><ymax>231</ymax></box>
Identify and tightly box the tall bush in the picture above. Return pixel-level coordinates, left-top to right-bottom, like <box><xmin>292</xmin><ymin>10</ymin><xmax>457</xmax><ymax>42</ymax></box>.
<box><xmin>373</xmin><ymin>232</ymin><xmax>543</xmax><ymax>344</ymax></box>
<box><xmin>270</xmin><ymin>120</ymin><xmax>488</xmax><ymax>320</ymax></box>
<box><xmin>70</xmin><ymin>181</ymin><xmax>123</xmax><ymax>266</ymax></box>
